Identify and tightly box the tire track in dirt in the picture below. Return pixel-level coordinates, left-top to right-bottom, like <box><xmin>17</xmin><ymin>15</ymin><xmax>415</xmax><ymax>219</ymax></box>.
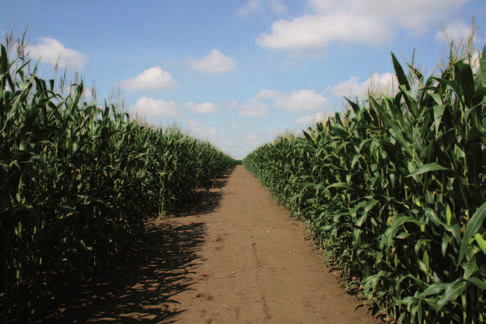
<box><xmin>251</xmin><ymin>242</ymin><xmax>271</xmax><ymax>321</ymax></box>
<box><xmin>170</xmin><ymin>165</ymin><xmax>380</xmax><ymax>324</ymax></box>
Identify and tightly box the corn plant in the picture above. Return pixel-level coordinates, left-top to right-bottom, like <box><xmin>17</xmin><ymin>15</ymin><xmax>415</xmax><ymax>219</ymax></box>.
<box><xmin>244</xmin><ymin>43</ymin><xmax>486</xmax><ymax>323</ymax></box>
<box><xmin>0</xmin><ymin>37</ymin><xmax>236</xmax><ymax>323</ymax></box>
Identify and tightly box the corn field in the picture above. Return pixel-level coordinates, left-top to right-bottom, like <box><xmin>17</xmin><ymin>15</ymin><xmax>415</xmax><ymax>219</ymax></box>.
<box><xmin>0</xmin><ymin>41</ymin><xmax>236</xmax><ymax>323</ymax></box>
<box><xmin>244</xmin><ymin>45</ymin><xmax>486</xmax><ymax>323</ymax></box>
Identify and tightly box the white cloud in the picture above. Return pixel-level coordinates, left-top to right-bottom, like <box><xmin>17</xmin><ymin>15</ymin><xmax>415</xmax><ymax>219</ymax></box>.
<box><xmin>187</xmin><ymin>119</ymin><xmax>199</xmax><ymax>128</ymax></box>
<box><xmin>204</xmin><ymin>127</ymin><xmax>221</xmax><ymax>138</ymax></box>
<box><xmin>275</xmin><ymin>89</ymin><xmax>327</xmax><ymax>111</ymax></box>
<box><xmin>186</xmin><ymin>119</ymin><xmax>223</xmax><ymax>141</ymax></box>
<box><xmin>129</xmin><ymin>97</ymin><xmax>179</xmax><ymax>122</ymax></box>
<box><xmin>227</xmin><ymin>100</ymin><xmax>240</xmax><ymax>109</ymax></box>
<box><xmin>239</xmin><ymin>101</ymin><xmax>269</xmax><ymax>116</ymax></box>
<box><xmin>232</xmin><ymin>123</ymin><xmax>239</xmax><ymax>128</ymax></box>
<box><xmin>332</xmin><ymin>76</ymin><xmax>362</xmax><ymax>97</ymax></box>
<box><xmin>297</xmin><ymin>111</ymin><xmax>332</xmax><ymax>124</ymax></box>
<box><xmin>27</xmin><ymin>37</ymin><xmax>86</xmax><ymax>69</ymax></box>
<box><xmin>255</xmin><ymin>89</ymin><xmax>280</xmax><ymax>100</ymax></box>
<box><xmin>257</xmin><ymin>0</ymin><xmax>466</xmax><ymax>51</ymax></box>
<box><xmin>257</xmin><ymin>13</ymin><xmax>391</xmax><ymax>50</ymax></box>
<box><xmin>269</xmin><ymin>0</ymin><xmax>288</xmax><ymax>13</ymax></box>
<box><xmin>245</xmin><ymin>132</ymin><xmax>259</xmax><ymax>142</ymax></box>
<box><xmin>190</xmin><ymin>49</ymin><xmax>236</xmax><ymax>73</ymax></box>
<box><xmin>332</xmin><ymin>73</ymin><xmax>397</xmax><ymax>98</ymax></box>
<box><xmin>240</xmin><ymin>132</ymin><xmax>262</xmax><ymax>156</ymax></box>
<box><xmin>436</xmin><ymin>20</ymin><xmax>477</xmax><ymax>45</ymax></box>
<box><xmin>233</xmin><ymin>128</ymin><xmax>297</xmax><ymax>158</ymax></box>
<box><xmin>252</xmin><ymin>89</ymin><xmax>327</xmax><ymax>112</ymax></box>
<box><xmin>237</xmin><ymin>88</ymin><xmax>328</xmax><ymax>117</ymax></box>
<box><xmin>186</xmin><ymin>102</ymin><xmax>219</xmax><ymax>114</ymax></box>
<box><xmin>120</xmin><ymin>66</ymin><xmax>176</xmax><ymax>91</ymax></box>
<box><xmin>238</xmin><ymin>0</ymin><xmax>262</xmax><ymax>16</ymax></box>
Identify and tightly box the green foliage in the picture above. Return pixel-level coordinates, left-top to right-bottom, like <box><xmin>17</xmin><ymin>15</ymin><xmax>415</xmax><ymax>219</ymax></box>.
<box><xmin>244</xmin><ymin>46</ymin><xmax>486</xmax><ymax>323</ymax></box>
<box><xmin>0</xmin><ymin>43</ymin><xmax>236</xmax><ymax>322</ymax></box>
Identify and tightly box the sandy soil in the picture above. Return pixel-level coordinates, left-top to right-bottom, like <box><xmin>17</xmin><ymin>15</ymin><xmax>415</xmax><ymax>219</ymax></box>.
<box><xmin>41</xmin><ymin>165</ymin><xmax>381</xmax><ymax>324</ymax></box>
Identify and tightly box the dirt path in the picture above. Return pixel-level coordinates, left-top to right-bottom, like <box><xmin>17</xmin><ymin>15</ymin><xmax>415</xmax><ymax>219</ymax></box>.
<box><xmin>42</xmin><ymin>165</ymin><xmax>380</xmax><ymax>324</ymax></box>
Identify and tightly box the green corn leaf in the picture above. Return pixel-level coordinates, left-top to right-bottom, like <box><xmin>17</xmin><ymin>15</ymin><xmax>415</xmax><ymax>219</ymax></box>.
<box><xmin>454</xmin><ymin>60</ymin><xmax>475</xmax><ymax>108</ymax></box>
<box><xmin>436</xmin><ymin>280</ymin><xmax>465</xmax><ymax>309</ymax></box>
<box><xmin>466</xmin><ymin>277</ymin><xmax>486</xmax><ymax>289</ymax></box>
<box><xmin>303</xmin><ymin>130</ymin><xmax>313</xmax><ymax>144</ymax></box>
<box><xmin>463</xmin><ymin>254</ymin><xmax>479</xmax><ymax>279</ymax></box>
<box><xmin>391</xmin><ymin>52</ymin><xmax>410</xmax><ymax>91</ymax></box>
<box><xmin>425</xmin><ymin>208</ymin><xmax>444</xmax><ymax>226</ymax></box>
<box><xmin>446</xmin><ymin>204</ymin><xmax>452</xmax><ymax>226</ymax></box>
<box><xmin>381</xmin><ymin>215</ymin><xmax>424</xmax><ymax>248</ymax></box>
<box><xmin>407</xmin><ymin>62</ymin><xmax>424</xmax><ymax>83</ymax></box>
<box><xmin>422</xmin><ymin>283</ymin><xmax>446</xmax><ymax>297</ymax></box>
<box><xmin>478</xmin><ymin>46</ymin><xmax>486</xmax><ymax>86</ymax></box>
<box><xmin>344</xmin><ymin>97</ymin><xmax>361</xmax><ymax>114</ymax></box>
<box><xmin>407</xmin><ymin>162</ymin><xmax>450</xmax><ymax>177</ymax></box>
<box><xmin>433</xmin><ymin>104</ymin><xmax>444</xmax><ymax>136</ymax></box>
<box><xmin>442</xmin><ymin>235</ymin><xmax>452</xmax><ymax>257</ymax></box>
<box><xmin>326</xmin><ymin>182</ymin><xmax>354</xmax><ymax>191</ymax></box>
<box><xmin>459</xmin><ymin>202</ymin><xmax>486</xmax><ymax>264</ymax></box>
<box><xmin>473</xmin><ymin>233</ymin><xmax>486</xmax><ymax>255</ymax></box>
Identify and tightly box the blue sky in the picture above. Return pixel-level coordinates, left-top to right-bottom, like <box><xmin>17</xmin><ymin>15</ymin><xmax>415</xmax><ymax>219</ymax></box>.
<box><xmin>2</xmin><ymin>0</ymin><xmax>485</xmax><ymax>159</ymax></box>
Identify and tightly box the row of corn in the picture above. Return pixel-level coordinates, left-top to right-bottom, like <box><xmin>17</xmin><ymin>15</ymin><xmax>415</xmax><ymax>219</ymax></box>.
<box><xmin>0</xmin><ymin>41</ymin><xmax>236</xmax><ymax>323</ymax></box>
<box><xmin>244</xmin><ymin>44</ymin><xmax>486</xmax><ymax>323</ymax></box>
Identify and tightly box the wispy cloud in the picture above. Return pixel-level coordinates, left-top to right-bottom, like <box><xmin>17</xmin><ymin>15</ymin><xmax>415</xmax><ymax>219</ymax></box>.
<box><xmin>239</xmin><ymin>100</ymin><xmax>269</xmax><ymax>116</ymax></box>
<box><xmin>274</xmin><ymin>89</ymin><xmax>327</xmax><ymax>112</ymax></box>
<box><xmin>186</xmin><ymin>119</ymin><xmax>223</xmax><ymax>141</ymax></box>
<box><xmin>129</xmin><ymin>97</ymin><xmax>180</xmax><ymax>122</ymax></box>
<box><xmin>237</xmin><ymin>88</ymin><xmax>328</xmax><ymax>116</ymax></box>
<box><xmin>190</xmin><ymin>49</ymin><xmax>236</xmax><ymax>73</ymax></box>
<box><xmin>226</xmin><ymin>100</ymin><xmax>240</xmax><ymax>110</ymax></box>
<box><xmin>297</xmin><ymin>111</ymin><xmax>332</xmax><ymax>125</ymax></box>
<box><xmin>238</xmin><ymin>0</ymin><xmax>262</xmax><ymax>16</ymax></box>
<box><xmin>254</xmin><ymin>89</ymin><xmax>280</xmax><ymax>100</ymax></box>
<box><xmin>254</xmin><ymin>88</ymin><xmax>327</xmax><ymax>112</ymax></box>
<box><xmin>185</xmin><ymin>101</ymin><xmax>219</xmax><ymax>114</ymax></box>
<box><xmin>436</xmin><ymin>20</ymin><xmax>477</xmax><ymax>45</ymax></box>
<box><xmin>332</xmin><ymin>73</ymin><xmax>397</xmax><ymax>99</ymax></box>
<box><xmin>269</xmin><ymin>0</ymin><xmax>288</xmax><ymax>13</ymax></box>
<box><xmin>244</xmin><ymin>132</ymin><xmax>259</xmax><ymax>142</ymax></box>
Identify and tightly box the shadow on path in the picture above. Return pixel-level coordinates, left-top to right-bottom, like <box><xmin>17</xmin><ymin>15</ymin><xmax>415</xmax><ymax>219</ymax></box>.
<box><xmin>37</xmin><ymin>169</ymin><xmax>234</xmax><ymax>324</ymax></box>
<box><xmin>171</xmin><ymin>169</ymin><xmax>233</xmax><ymax>218</ymax></box>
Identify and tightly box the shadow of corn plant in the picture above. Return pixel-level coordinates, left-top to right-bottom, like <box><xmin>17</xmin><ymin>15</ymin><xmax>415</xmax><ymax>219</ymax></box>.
<box><xmin>0</xmin><ymin>29</ymin><xmax>237</xmax><ymax>323</ymax></box>
<box><xmin>33</xmin><ymin>168</ymin><xmax>233</xmax><ymax>324</ymax></box>
<box><xmin>36</xmin><ymin>221</ymin><xmax>205</xmax><ymax>324</ymax></box>
<box><xmin>171</xmin><ymin>168</ymin><xmax>234</xmax><ymax>218</ymax></box>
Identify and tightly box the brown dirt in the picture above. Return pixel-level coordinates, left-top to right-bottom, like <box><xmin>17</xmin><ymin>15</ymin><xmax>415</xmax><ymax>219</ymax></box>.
<box><xmin>41</xmin><ymin>165</ymin><xmax>382</xmax><ymax>323</ymax></box>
